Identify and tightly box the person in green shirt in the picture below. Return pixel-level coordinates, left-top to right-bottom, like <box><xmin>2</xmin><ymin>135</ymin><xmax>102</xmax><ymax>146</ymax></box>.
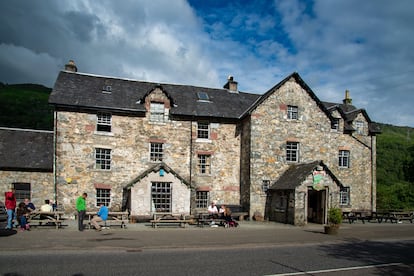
<box><xmin>76</xmin><ymin>192</ymin><xmax>87</xmax><ymax>231</ymax></box>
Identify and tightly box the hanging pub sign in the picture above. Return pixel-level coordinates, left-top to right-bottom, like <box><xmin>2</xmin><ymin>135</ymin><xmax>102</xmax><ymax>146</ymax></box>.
<box><xmin>312</xmin><ymin>170</ymin><xmax>326</xmax><ymax>191</ymax></box>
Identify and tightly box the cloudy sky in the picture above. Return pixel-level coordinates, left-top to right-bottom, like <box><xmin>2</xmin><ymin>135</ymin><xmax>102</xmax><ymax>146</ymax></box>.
<box><xmin>1</xmin><ymin>0</ymin><xmax>413</xmax><ymax>127</ymax></box>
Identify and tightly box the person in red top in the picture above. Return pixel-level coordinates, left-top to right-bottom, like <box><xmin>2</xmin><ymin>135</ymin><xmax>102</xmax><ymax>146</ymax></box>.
<box><xmin>5</xmin><ymin>187</ymin><xmax>17</xmax><ymax>229</ymax></box>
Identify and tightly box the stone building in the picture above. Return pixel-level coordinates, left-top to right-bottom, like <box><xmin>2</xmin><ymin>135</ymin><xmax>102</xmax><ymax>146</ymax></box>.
<box><xmin>0</xmin><ymin>61</ymin><xmax>380</xmax><ymax>224</ymax></box>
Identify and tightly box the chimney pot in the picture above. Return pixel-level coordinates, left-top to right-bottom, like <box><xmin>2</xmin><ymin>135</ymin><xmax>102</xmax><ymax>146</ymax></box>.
<box><xmin>343</xmin><ymin>89</ymin><xmax>352</xmax><ymax>105</ymax></box>
<box><xmin>65</xmin><ymin>60</ymin><xmax>78</xmax><ymax>72</ymax></box>
<box><xmin>223</xmin><ymin>75</ymin><xmax>238</xmax><ymax>93</ymax></box>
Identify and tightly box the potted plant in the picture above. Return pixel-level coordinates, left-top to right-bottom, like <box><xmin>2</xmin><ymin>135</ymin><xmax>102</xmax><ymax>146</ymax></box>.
<box><xmin>324</xmin><ymin>207</ymin><xmax>343</xmax><ymax>235</ymax></box>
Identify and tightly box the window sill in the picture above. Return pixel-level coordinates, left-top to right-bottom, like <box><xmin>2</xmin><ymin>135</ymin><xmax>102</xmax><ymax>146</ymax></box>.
<box><xmin>94</xmin><ymin>131</ymin><xmax>114</xmax><ymax>136</ymax></box>
<box><xmin>195</xmin><ymin>138</ymin><xmax>212</xmax><ymax>143</ymax></box>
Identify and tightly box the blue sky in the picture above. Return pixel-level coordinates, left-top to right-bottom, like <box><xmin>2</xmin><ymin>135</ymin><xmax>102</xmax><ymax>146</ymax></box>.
<box><xmin>1</xmin><ymin>0</ymin><xmax>414</xmax><ymax>127</ymax></box>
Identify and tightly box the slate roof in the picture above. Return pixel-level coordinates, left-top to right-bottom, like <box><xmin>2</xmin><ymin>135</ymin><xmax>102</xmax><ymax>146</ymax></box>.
<box><xmin>323</xmin><ymin>101</ymin><xmax>381</xmax><ymax>134</ymax></box>
<box><xmin>49</xmin><ymin>71</ymin><xmax>261</xmax><ymax>120</ymax></box>
<box><xmin>0</xmin><ymin>128</ymin><xmax>53</xmax><ymax>171</ymax></box>
<box><xmin>269</xmin><ymin>160</ymin><xmax>343</xmax><ymax>190</ymax></box>
<box><xmin>123</xmin><ymin>162</ymin><xmax>191</xmax><ymax>190</ymax></box>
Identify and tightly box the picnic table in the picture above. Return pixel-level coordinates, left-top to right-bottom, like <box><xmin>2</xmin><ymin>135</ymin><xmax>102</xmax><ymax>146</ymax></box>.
<box><xmin>86</xmin><ymin>211</ymin><xmax>129</xmax><ymax>229</ymax></box>
<box><xmin>150</xmin><ymin>213</ymin><xmax>192</xmax><ymax>228</ymax></box>
<box><xmin>28</xmin><ymin>211</ymin><xmax>65</xmax><ymax>229</ymax></box>
<box><xmin>343</xmin><ymin>210</ymin><xmax>413</xmax><ymax>224</ymax></box>
<box><xmin>196</xmin><ymin>212</ymin><xmax>226</xmax><ymax>227</ymax></box>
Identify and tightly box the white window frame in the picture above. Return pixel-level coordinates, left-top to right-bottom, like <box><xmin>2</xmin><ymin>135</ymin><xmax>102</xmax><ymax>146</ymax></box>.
<box><xmin>96</xmin><ymin>188</ymin><xmax>111</xmax><ymax>207</ymax></box>
<box><xmin>196</xmin><ymin>191</ymin><xmax>209</xmax><ymax>208</ymax></box>
<box><xmin>355</xmin><ymin>121</ymin><xmax>364</xmax><ymax>135</ymax></box>
<box><xmin>286</xmin><ymin>142</ymin><xmax>299</xmax><ymax>162</ymax></box>
<box><xmin>287</xmin><ymin>105</ymin><xmax>298</xmax><ymax>120</ymax></box>
<box><xmin>197</xmin><ymin>122</ymin><xmax>210</xmax><ymax>139</ymax></box>
<box><xmin>150</xmin><ymin>102</ymin><xmax>165</xmax><ymax>122</ymax></box>
<box><xmin>339</xmin><ymin>150</ymin><xmax>350</xmax><ymax>168</ymax></box>
<box><xmin>151</xmin><ymin>182</ymin><xmax>171</xmax><ymax>213</ymax></box>
<box><xmin>150</xmin><ymin>142</ymin><xmax>163</xmax><ymax>162</ymax></box>
<box><xmin>95</xmin><ymin>148</ymin><xmax>111</xmax><ymax>170</ymax></box>
<box><xmin>340</xmin><ymin>187</ymin><xmax>350</xmax><ymax>206</ymax></box>
<box><xmin>97</xmin><ymin>112</ymin><xmax>112</xmax><ymax>132</ymax></box>
<box><xmin>197</xmin><ymin>154</ymin><xmax>211</xmax><ymax>174</ymax></box>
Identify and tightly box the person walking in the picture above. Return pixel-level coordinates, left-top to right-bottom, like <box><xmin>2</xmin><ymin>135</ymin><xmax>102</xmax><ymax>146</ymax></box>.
<box><xmin>76</xmin><ymin>192</ymin><xmax>87</xmax><ymax>231</ymax></box>
<box><xmin>91</xmin><ymin>203</ymin><xmax>109</xmax><ymax>231</ymax></box>
<box><xmin>4</xmin><ymin>187</ymin><xmax>16</xmax><ymax>230</ymax></box>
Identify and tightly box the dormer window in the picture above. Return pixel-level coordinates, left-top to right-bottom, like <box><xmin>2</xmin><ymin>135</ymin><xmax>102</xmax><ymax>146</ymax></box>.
<box><xmin>102</xmin><ymin>85</ymin><xmax>112</xmax><ymax>93</ymax></box>
<box><xmin>331</xmin><ymin>118</ymin><xmax>339</xmax><ymax>131</ymax></box>
<box><xmin>355</xmin><ymin>121</ymin><xmax>364</xmax><ymax>135</ymax></box>
<box><xmin>150</xmin><ymin>102</ymin><xmax>165</xmax><ymax>122</ymax></box>
<box><xmin>287</xmin><ymin>105</ymin><xmax>298</xmax><ymax>120</ymax></box>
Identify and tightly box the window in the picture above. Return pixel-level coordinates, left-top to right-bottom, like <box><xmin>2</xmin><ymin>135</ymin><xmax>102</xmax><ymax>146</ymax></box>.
<box><xmin>286</xmin><ymin>142</ymin><xmax>299</xmax><ymax>162</ymax></box>
<box><xmin>197</xmin><ymin>122</ymin><xmax>210</xmax><ymax>139</ymax></box>
<box><xmin>287</xmin><ymin>105</ymin><xmax>298</xmax><ymax>120</ymax></box>
<box><xmin>339</xmin><ymin>150</ymin><xmax>350</xmax><ymax>168</ymax></box>
<box><xmin>150</xmin><ymin>143</ymin><xmax>163</xmax><ymax>162</ymax></box>
<box><xmin>97</xmin><ymin>113</ymin><xmax>112</xmax><ymax>132</ymax></box>
<box><xmin>331</xmin><ymin>118</ymin><xmax>339</xmax><ymax>130</ymax></box>
<box><xmin>151</xmin><ymin>182</ymin><xmax>171</xmax><ymax>212</ymax></box>
<box><xmin>197</xmin><ymin>91</ymin><xmax>210</xmax><ymax>101</ymax></box>
<box><xmin>96</xmin><ymin>188</ymin><xmax>110</xmax><ymax>206</ymax></box>
<box><xmin>95</xmin><ymin>148</ymin><xmax>111</xmax><ymax>170</ymax></box>
<box><xmin>196</xmin><ymin>191</ymin><xmax>209</xmax><ymax>208</ymax></box>
<box><xmin>150</xmin><ymin>102</ymin><xmax>165</xmax><ymax>122</ymax></box>
<box><xmin>340</xmin><ymin>187</ymin><xmax>350</xmax><ymax>205</ymax></box>
<box><xmin>12</xmin><ymin>183</ymin><xmax>31</xmax><ymax>202</ymax></box>
<box><xmin>262</xmin><ymin>180</ymin><xmax>270</xmax><ymax>193</ymax></box>
<box><xmin>197</xmin><ymin>154</ymin><xmax>211</xmax><ymax>174</ymax></box>
<box><xmin>355</xmin><ymin>121</ymin><xmax>364</xmax><ymax>135</ymax></box>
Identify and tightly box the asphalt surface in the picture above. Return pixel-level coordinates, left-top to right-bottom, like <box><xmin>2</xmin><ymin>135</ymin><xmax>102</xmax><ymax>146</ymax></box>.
<box><xmin>1</xmin><ymin>220</ymin><xmax>414</xmax><ymax>252</ymax></box>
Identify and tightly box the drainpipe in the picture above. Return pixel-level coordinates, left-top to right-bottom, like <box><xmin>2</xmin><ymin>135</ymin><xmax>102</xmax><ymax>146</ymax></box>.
<box><xmin>53</xmin><ymin>110</ymin><xmax>58</xmax><ymax>207</ymax></box>
<box><xmin>189</xmin><ymin>120</ymin><xmax>193</xmax><ymax>213</ymax></box>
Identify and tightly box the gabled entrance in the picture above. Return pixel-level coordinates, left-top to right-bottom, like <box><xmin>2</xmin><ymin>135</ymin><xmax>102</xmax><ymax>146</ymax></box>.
<box><xmin>307</xmin><ymin>189</ymin><xmax>326</xmax><ymax>224</ymax></box>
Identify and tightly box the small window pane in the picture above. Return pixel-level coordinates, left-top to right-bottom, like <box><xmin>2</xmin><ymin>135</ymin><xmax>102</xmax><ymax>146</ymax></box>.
<box><xmin>340</xmin><ymin>187</ymin><xmax>350</xmax><ymax>205</ymax></box>
<box><xmin>287</xmin><ymin>105</ymin><xmax>298</xmax><ymax>120</ymax></box>
<box><xmin>198</xmin><ymin>154</ymin><xmax>211</xmax><ymax>174</ymax></box>
<box><xmin>151</xmin><ymin>182</ymin><xmax>171</xmax><ymax>213</ymax></box>
<box><xmin>339</xmin><ymin>150</ymin><xmax>350</xmax><ymax>168</ymax></box>
<box><xmin>13</xmin><ymin>183</ymin><xmax>31</xmax><ymax>202</ymax></box>
<box><xmin>95</xmin><ymin>148</ymin><xmax>111</xmax><ymax>170</ymax></box>
<box><xmin>197</xmin><ymin>122</ymin><xmax>210</xmax><ymax>139</ymax></box>
<box><xmin>262</xmin><ymin>180</ymin><xmax>270</xmax><ymax>193</ymax></box>
<box><xmin>97</xmin><ymin>113</ymin><xmax>112</xmax><ymax>132</ymax></box>
<box><xmin>150</xmin><ymin>102</ymin><xmax>165</xmax><ymax>122</ymax></box>
<box><xmin>96</xmin><ymin>188</ymin><xmax>111</xmax><ymax>207</ymax></box>
<box><xmin>286</xmin><ymin>142</ymin><xmax>299</xmax><ymax>162</ymax></box>
<box><xmin>150</xmin><ymin>143</ymin><xmax>163</xmax><ymax>162</ymax></box>
<box><xmin>196</xmin><ymin>191</ymin><xmax>209</xmax><ymax>208</ymax></box>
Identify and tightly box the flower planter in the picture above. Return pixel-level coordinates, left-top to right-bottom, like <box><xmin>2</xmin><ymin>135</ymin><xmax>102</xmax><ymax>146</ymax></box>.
<box><xmin>324</xmin><ymin>225</ymin><xmax>339</xmax><ymax>235</ymax></box>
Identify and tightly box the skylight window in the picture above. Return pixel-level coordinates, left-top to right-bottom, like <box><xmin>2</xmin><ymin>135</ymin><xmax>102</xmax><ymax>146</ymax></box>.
<box><xmin>197</xmin><ymin>92</ymin><xmax>210</xmax><ymax>101</ymax></box>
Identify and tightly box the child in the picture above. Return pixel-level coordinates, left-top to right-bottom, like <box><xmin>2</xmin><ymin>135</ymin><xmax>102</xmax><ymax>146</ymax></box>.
<box><xmin>16</xmin><ymin>202</ymin><xmax>30</xmax><ymax>231</ymax></box>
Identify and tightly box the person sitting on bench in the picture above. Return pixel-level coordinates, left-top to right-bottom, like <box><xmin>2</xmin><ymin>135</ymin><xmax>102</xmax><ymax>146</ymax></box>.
<box><xmin>91</xmin><ymin>203</ymin><xmax>109</xmax><ymax>231</ymax></box>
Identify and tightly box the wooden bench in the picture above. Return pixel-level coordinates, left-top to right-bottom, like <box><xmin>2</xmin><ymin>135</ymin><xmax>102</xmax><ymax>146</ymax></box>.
<box><xmin>28</xmin><ymin>211</ymin><xmax>65</xmax><ymax>229</ymax></box>
<box><xmin>389</xmin><ymin>211</ymin><xmax>413</xmax><ymax>223</ymax></box>
<box><xmin>150</xmin><ymin>213</ymin><xmax>192</xmax><ymax>228</ymax></box>
<box><xmin>86</xmin><ymin>211</ymin><xmax>129</xmax><ymax>229</ymax></box>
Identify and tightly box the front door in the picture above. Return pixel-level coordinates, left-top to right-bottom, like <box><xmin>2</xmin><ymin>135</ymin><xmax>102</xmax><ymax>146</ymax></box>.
<box><xmin>307</xmin><ymin>189</ymin><xmax>326</xmax><ymax>224</ymax></box>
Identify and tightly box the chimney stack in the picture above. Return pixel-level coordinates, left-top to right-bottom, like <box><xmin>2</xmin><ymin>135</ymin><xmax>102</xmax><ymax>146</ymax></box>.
<box><xmin>223</xmin><ymin>75</ymin><xmax>238</xmax><ymax>93</ymax></box>
<box><xmin>65</xmin><ymin>60</ymin><xmax>77</xmax><ymax>72</ymax></box>
<box><xmin>343</xmin><ymin>89</ymin><xmax>352</xmax><ymax>105</ymax></box>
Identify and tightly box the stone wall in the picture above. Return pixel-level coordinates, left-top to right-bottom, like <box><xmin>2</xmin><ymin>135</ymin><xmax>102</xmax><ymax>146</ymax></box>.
<box><xmin>0</xmin><ymin>170</ymin><xmax>54</xmax><ymax>208</ymax></box>
<box><xmin>249</xmin><ymin>77</ymin><xmax>374</xmax><ymax>219</ymax></box>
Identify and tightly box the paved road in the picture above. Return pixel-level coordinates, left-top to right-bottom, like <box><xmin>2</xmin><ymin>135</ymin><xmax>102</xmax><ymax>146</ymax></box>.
<box><xmin>1</xmin><ymin>220</ymin><xmax>414</xmax><ymax>251</ymax></box>
<box><xmin>1</xmin><ymin>221</ymin><xmax>414</xmax><ymax>275</ymax></box>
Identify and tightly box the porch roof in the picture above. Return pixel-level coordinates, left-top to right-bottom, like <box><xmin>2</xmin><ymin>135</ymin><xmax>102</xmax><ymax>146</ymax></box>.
<box><xmin>269</xmin><ymin>160</ymin><xmax>343</xmax><ymax>190</ymax></box>
<box><xmin>123</xmin><ymin>162</ymin><xmax>192</xmax><ymax>190</ymax></box>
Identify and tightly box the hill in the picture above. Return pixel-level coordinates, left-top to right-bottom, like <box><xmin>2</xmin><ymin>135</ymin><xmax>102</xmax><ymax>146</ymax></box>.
<box><xmin>0</xmin><ymin>83</ymin><xmax>413</xmax><ymax>209</ymax></box>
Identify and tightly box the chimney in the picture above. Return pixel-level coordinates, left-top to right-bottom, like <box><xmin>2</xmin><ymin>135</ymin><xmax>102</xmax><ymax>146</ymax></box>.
<box><xmin>223</xmin><ymin>75</ymin><xmax>238</xmax><ymax>93</ymax></box>
<box><xmin>343</xmin><ymin>89</ymin><xmax>352</xmax><ymax>105</ymax></box>
<box><xmin>64</xmin><ymin>60</ymin><xmax>78</xmax><ymax>72</ymax></box>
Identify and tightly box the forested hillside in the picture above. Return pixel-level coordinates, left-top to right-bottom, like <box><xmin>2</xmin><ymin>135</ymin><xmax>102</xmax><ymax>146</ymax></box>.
<box><xmin>0</xmin><ymin>83</ymin><xmax>413</xmax><ymax>209</ymax></box>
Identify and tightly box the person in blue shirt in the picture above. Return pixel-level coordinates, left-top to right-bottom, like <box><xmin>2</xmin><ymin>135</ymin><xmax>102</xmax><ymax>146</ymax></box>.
<box><xmin>91</xmin><ymin>203</ymin><xmax>109</xmax><ymax>231</ymax></box>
